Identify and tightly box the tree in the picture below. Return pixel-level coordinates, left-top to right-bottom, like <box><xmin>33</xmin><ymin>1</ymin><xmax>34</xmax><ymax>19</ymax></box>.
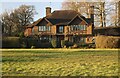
<box><xmin>0</xmin><ymin>11</ymin><xmax>13</xmax><ymax>36</ymax></box>
<box><xmin>14</xmin><ymin>5</ymin><xmax>36</xmax><ymax>32</ymax></box>
<box><xmin>62</xmin><ymin>0</ymin><xmax>93</xmax><ymax>18</ymax></box>
<box><xmin>0</xmin><ymin>5</ymin><xmax>36</xmax><ymax>36</ymax></box>
<box><xmin>62</xmin><ymin>0</ymin><xmax>119</xmax><ymax>27</ymax></box>
<box><xmin>62</xmin><ymin>1</ymin><xmax>105</xmax><ymax>27</ymax></box>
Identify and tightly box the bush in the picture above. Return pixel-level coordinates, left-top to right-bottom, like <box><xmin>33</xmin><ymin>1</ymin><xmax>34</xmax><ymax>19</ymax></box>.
<box><xmin>27</xmin><ymin>37</ymin><xmax>38</xmax><ymax>48</ymax></box>
<box><xmin>18</xmin><ymin>32</ymin><xmax>24</xmax><ymax>38</ymax></box>
<box><xmin>38</xmin><ymin>42</ymin><xmax>52</xmax><ymax>48</ymax></box>
<box><xmin>61</xmin><ymin>40</ymin><xmax>67</xmax><ymax>48</ymax></box>
<box><xmin>19</xmin><ymin>37</ymin><xmax>27</xmax><ymax>48</ymax></box>
<box><xmin>61</xmin><ymin>40</ymin><xmax>74</xmax><ymax>48</ymax></box>
<box><xmin>2</xmin><ymin>37</ymin><xmax>20</xmax><ymax>48</ymax></box>
<box><xmin>78</xmin><ymin>43</ymin><xmax>89</xmax><ymax>48</ymax></box>
<box><xmin>66</xmin><ymin>41</ymin><xmax>74</xmax><ymax>47</ymax></box>
<box><xmin>51</xmin><ymin>40</ymin><xmax>57</xmax><ymax>48</ymax></box>
<box><xmin>95</xmin><ymin>36</ymin><xmax>120</xmax><ymax>48</ymax></box>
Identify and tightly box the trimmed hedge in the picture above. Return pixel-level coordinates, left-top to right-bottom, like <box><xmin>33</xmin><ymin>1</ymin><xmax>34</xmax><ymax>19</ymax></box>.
<box><xmin>2</xmin><ymin>37</ymin><xmax>20</xmax><ymax>48</ymax></box>
<box><xmin>2</xmin><ymin>36</ymin><xmax>53</xmax><ymax>48</ymax></box>
<box><xmin>95</xmin><ymin>36</ymin><xmax>120</xmax><ymax>48</ymax></box>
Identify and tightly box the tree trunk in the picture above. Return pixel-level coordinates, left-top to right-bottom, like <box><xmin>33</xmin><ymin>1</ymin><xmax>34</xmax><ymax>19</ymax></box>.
<box><xmin>118</xmin><ymin>1</ymin><xmax>120</xmax><ymax>26</ymax></box>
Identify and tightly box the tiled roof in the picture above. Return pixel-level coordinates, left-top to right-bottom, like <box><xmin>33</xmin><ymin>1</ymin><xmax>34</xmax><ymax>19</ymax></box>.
<box><xmin>46</xmin><ymin>10</ymin><xmax>90</xmax><ymax>25</ymax></box>
<box><xmin>26</xmin><ymin>10</ymin><xmax>91</xmax><ymax>27</ymax></box>
<box><xmin>26</xmin><ymin>18</ymin><xmax>42</xmax><ymax>28</ymax></box>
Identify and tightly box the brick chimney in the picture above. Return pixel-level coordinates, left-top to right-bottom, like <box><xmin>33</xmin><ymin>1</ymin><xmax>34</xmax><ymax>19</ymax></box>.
<box><xmin>89</xmin><ymin>6</ymin><xmax>94</xmax><ymax>35</ymax></box>
<box><xmin>89</xmin><ymin>6</ymin><xmax>94</xmax><ymax>25</ymax></box>
<box><xmin>46</xmin><ymin>7</ymin><xmax>51</xmax><ymax>16</ymax></box>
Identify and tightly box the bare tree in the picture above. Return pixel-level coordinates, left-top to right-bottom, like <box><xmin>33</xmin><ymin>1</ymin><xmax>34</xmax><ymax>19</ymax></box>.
<box><xmin>0</xmin><ymin>5</ymin><xmax>36</xmax><ymax>36</ymax></box>
<box><xmin>62</xmin><ymin>1</ymin><xmax>93</xmax><ymax>18</ymax></box>
<box><xmin>14</xmin><ymin>5</ymin><xmax>36</xmax><ymax>32</ymax></box>
<box><xmin>0</xmin><ymin>12</ymin><xmax>13</xmax><ymax>36</ymax></box>
<box><xmin>62</xmin><ymin>0</ymin><xmax>119</xmax><ymax>27</ymax></box>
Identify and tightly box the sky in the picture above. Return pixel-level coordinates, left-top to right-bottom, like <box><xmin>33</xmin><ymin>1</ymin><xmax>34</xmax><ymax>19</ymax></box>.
<box><xmin>0</xmin><ymin>0</ymin><xmax>64</xmax><ymax>21</ymax></box>
<box><xmin>0</xmin><ymin>0</ymin><xmax>118</xmax><ymax>26</ymax></box>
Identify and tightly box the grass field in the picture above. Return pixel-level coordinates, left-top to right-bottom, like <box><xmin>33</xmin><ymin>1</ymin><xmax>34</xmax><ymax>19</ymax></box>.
<box><xmin>1</xmin><ymin>49</ymin><xmax>119</xmax><ymax>76</ymax></box>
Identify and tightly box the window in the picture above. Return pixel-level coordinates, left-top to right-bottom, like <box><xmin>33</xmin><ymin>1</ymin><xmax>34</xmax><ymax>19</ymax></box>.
<box><xmin>70</xmin><ymin>25</ymin><xmax>87</xmax><ymax>31</ymax></box>
<box><xmin>39</xmin><ymin>26</ymin><xmax>50</xmax><ymax>31</ymax></box>
<box><xmin>46</xmin><ymin>26</ymin><xmax>50</xmax><ymax>31</ymax></box>
<box><xmin>39</xmin><ymin>26</ymin><xmax>43</xmax><ymax>31</ymax></box>
<box><xmin>39</xmin><ymin>36</ymin><xmax>51</xmax><ymax>42</ymax></box>
<box><xmin>59</xmin><ymin>26</ymin><xmax>64</xmax><ymax>33</ymax></box>
<box><xmin>32</xmin><ymin>27</ymin><xmax>34</xmax><ymax>33</ymax></box>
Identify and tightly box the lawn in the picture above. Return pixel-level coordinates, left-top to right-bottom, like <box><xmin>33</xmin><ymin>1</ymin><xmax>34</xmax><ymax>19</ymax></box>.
<box><xmin>1</xmin><ymin>49</ymin><xmax>119</xmax><ymax>76</ymax></box>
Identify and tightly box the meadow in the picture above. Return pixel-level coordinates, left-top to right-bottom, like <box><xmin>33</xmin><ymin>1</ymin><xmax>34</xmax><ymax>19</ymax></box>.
<box><xmin>1</xmin><ymin>49</ymin><xmax>119</xmax><ymax>76</ymax></box>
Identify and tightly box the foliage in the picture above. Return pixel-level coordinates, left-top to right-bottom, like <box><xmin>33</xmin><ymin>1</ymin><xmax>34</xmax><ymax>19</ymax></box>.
<box><xmin>61</xmin><ymin>40</ymin><xmax>67</xmax><ymax>48</ymax></box>
<box><xmin>51</xmin><ymin>40</ymin><xmax>57</xmax><ymax>48</ymax></box>
<box><xmin>61</xmin><ymin>40</ymin><xmax>74</xmax><ymax>48</ymax></box>
<box><xmin>66</xmin><ymin>41</ymin><xmax>74</xmax><ymax>47</ymax></box>
<box><xmin>1</xmin><ymin>5</ymin><xmax>36</xmax><ymax>36</ymax></box>
<box><xmin>18</xmin><ymin>32</ymin><xmax>24</xmax><ymax>38</ymax></box>
<box><xmin>2</xmin><ymin>37</ymin><xmax>20</xmax><ymax>48</ymax></box>
<box><xmin>95</xmin><ymin>35</ymin><xmax>120</xmax><ymax>48</ymax></box>
<box><xmin>39</xmin><ymin>42</ymin><xmax>52</xmax><ymax>48</ymax></box>
<box><xmin>62</xmin><ymin>1</ymin><xmax>119</xmax><ymax>27</ymax></box>
<box><xmin>2</xmin><ymin>49</ymin><xmax>118</xmax><ymax>76</ymax></box>
<box><xmin>27</xmin><ymin>37</ymin><xmax>38</xmax><ymax>48</ymax></box>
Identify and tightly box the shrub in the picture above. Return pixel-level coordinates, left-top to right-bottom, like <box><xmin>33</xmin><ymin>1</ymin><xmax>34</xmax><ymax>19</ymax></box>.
<box><xmin>61</xmin><ymin>40</ymin><xmax>66</xmax><ymax>48</ymax></box>
<box><xmin>61</xmin><ymin>40</ymin><xmax>74</xmax><ymax>48</ymax></box>
<box><xmin>2</xmin><ymin>37</ymin><xmax>20</xmax><ymax>48</ymax></box>
<box><xmin>95</xmin><ymin>35</ymin><xmax>120</xmax><ymax>48</ymax></box>
<box><xmin>19</xmin><ymin>37</ymin><xmax>27</xmax><ymax>48</ymax></box>
<box><xmin>51</xmin><ymin>40</ymin><xmax>57</xmax><ymax>48</ymax></box>
<box><xmin>27</xmin><ymin>37</ymin><xmax>38</xmax><ymax>48</ymax></box>
<box><xmin>65</xmin><ymin>41</ymin><xmax>73</xmax><ymax>47</ymax></box>
<box><xmin>18</xmin><ymin>32</ymin><xmax>24</xmax><ymax>38</ymax></box>
<box><xmin>38</xmin><ymin>42</ymin><xmax>52</xmax><ymax>48</ymax></box>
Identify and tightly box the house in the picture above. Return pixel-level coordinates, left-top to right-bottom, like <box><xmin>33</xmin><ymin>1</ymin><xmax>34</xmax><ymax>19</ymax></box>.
<box><xmin>24</xmin><ymin>6</ymin><xmax>94</xmax><ymax>47</ymax></box>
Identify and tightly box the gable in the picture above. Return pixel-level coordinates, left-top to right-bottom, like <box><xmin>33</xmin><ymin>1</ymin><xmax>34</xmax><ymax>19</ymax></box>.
<box><xmin>37</xmin><ymin>18</ymin><xmax>48</xmax><ymax>26</ymax></box>
<box><xmin>68</xmin><ymin>15</ymin><xmax>89</xmax><ymax>26</ymax></box>
<box><xmin>69</xmin><ymin>16</ymin><xmax>82</xmax><ymax>25</ymax></box>
<box><xmin>80</xmin><ymin>21</ymin><xmax>87</xmax><ymax>25</ymax></box>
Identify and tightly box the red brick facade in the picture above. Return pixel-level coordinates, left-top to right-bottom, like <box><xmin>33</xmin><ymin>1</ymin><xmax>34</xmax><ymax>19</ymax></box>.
<box><xmin>24</xmin><ymin>7</ymin><xmax>94</xmax><ymax>46</ymax></box>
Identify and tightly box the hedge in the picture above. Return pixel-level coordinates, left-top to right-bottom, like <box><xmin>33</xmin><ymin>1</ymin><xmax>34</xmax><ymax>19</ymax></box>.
<box><xmin>2</xmin><ymin>37</ymin><xmax>20</xmax><ymax>48</ymax></box>
<box><xmin>95</xmin><ymin>35</ymin><xmax>120</xmax><ymax>48</ymax></box>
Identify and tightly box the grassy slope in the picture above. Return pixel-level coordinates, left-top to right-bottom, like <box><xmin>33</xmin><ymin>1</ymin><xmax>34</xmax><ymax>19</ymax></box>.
<box><xmin>2</xmin><ymin>49</ymin><xmax>119</xmax><ymax>76</ymax></box>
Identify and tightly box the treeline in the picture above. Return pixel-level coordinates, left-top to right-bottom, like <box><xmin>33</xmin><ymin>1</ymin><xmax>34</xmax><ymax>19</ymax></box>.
<box><xmin>62</xmin><ymin>1</ymin><xmax>120</xmax><ymax>27</ymax></box>
<box><xmin>0</xmin><ymin>5</ymin><xmax>36</xmax><ymax>36</ymax></box>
